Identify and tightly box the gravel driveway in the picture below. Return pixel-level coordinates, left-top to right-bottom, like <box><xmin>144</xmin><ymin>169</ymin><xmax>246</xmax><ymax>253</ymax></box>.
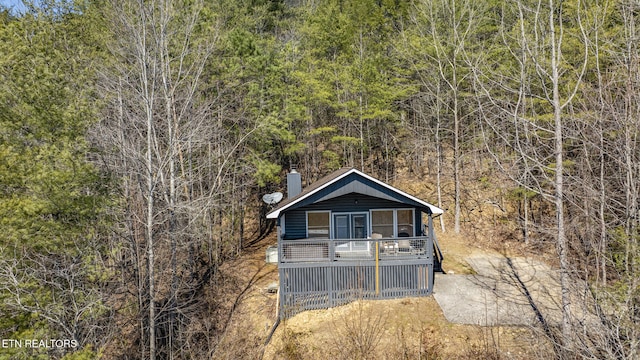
<box><xmin>433</xmin><ymin>255</ymin><xmax>568</xmax><ymax>326</ymax></box>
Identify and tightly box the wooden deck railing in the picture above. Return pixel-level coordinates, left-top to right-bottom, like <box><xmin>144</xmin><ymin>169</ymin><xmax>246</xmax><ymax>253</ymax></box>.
<box><xmin>277</xmin><ymin>236</ymin><xmax>437</xmax><ymax>318</ymax></box>
<box><xmin>278</xmin><ymin>236</ymin><xmax>432</xmax><ymax>263</ymax></box>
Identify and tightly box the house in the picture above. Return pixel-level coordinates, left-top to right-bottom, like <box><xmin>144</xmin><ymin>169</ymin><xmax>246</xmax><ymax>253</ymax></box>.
<box><xmin>266</xmin><ymin>167</ymin><xmax>444</xmax><ymax>318</ymax></box>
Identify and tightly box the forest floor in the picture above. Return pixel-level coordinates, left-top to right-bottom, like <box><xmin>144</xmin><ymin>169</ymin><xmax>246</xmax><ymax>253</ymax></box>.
<box><xmin>211</xmin><ymin>226</ymin><xmax>566</xmax><ymax>359</ymax></box>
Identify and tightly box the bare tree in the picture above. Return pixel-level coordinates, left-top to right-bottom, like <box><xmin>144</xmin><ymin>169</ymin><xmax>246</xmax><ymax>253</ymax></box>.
<box><xmin>0</xmin><ymin>244</ymin><xmax>115</xmax><ymax>357</ymax></box>
<box><xmin>470</xmin><ymin>0</ymin><xmax>589</xmax><ymax>353</ymax></box>
<box><xmin>405</xmin><ymin>0</ymin><xmax>486</xmax><ymax>234</ymax></box>
<box><xmin>578</xmin><ymin>1</ymin><xmax>640</xmax><ymax>357</ymax></box>
<box><xmin>94</xmin><ymin>0</ymin><xmax>262</xmax><ymax>357</ymax></box>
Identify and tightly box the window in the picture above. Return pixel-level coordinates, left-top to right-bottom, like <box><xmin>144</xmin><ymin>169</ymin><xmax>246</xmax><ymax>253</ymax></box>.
<box><xmin>307</xmin><ymin>211</ymin><xmax>330</xmax><ymax>238</ymax></box>
<box><xmin>397</xmin><ymin>209</ymin><xmax>414</xmax><ymax>237</ymax></box>
<box><xmin>371</xmin><ymin>210</ymin><xmax>394</xmax><ymax>237</ymax></box>
<box><xmin>371</xmin><ymin>209</ymin><xmax>414</xmax><ymax>237</ymax></box>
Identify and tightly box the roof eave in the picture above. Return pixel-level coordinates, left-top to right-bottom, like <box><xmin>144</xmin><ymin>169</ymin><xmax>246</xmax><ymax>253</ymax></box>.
<box><xmin>266</xmin><ymin>211</ymin><xmax>280</xmax><ymax>219</ymax></box>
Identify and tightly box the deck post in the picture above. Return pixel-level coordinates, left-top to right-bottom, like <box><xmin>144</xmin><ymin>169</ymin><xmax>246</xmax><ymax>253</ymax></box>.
<box><xmin>327</xmin><ymin>240</ymin><xmax>334</xmax><ymax>306</ymax></box>
<box><xmin>375</xmin><ymin>241</ymin><xmax>380</xmax><ymax>295</ymax></box>
<box><xmin>278</xmin><ymin>267</ymin><xmax>285</xmax><ymax>318</ymax></box>
<box><xmin>329</xmin><ymin>238</ymin><xmax>335</xmax><ymax>261</ymax></box>
<box><xmin>277</xmin><ymin>217</ymin><xmax>283</xmax><ymax>261</ymax></box>
<box><xmin>327</xmin><ymin>266</ymin><xmax>333</xmax><ymax>307</ymax></box>
<box><xmin>277</xmin><ymin>217</ymin><xmax>284</xmax><ymax>318</ymax></box>
<box><xmin>427</xmin><ymin>214</ymin><xmax>435</xmax><ymax>293</ymax></box>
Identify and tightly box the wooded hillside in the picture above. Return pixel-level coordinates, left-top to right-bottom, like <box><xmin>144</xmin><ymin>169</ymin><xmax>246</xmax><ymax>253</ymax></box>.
<box><xmin>0</xmin><ymin>0</ymin><xmax>638</xmax><ymax>358</ymax></box>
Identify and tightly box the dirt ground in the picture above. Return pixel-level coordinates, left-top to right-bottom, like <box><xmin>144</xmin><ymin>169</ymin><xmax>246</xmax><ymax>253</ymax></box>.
<box><xmin>263</xmin><ymin>297</ymin><xmax>551</xmax><ymax>360</ymax></box>
<box><xmin>207</xmin><ymin>235</ymin><xmax>280</xmax><ymax>359</ymax></box>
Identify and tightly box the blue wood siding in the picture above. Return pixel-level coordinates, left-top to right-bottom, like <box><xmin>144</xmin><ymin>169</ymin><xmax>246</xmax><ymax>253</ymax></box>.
<box><xmin>283</xmin><ymin>211</ymin><xmax>306</xmax><ymax>239</ymax></box>
<box><xmin>289</xmin><ymin>172</ymin><xmax>431</xmax><ymax>213</ymax></box>
<box><xmin>283</xmin><ymin>193</ymin><xmax>424</xmax><ymax>239</ymax></box>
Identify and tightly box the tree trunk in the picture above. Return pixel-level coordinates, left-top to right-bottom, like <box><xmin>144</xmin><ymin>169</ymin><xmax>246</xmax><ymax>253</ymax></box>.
<box><xmin>550</xmin><ymin>0</ymin><xmax>571</xmax><ymax>348</ymax></box>
<box><xmin>145</xmin><ymin>81</ymin><xmax>156</xmax><ymax>360</ymax></box>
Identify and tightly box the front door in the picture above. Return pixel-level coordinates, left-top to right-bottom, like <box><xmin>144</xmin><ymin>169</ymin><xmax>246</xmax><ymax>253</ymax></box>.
<box><xmin>333</xmin><ymin>213</ymin><xmax>368</xmax><ymax>239</ymax></box>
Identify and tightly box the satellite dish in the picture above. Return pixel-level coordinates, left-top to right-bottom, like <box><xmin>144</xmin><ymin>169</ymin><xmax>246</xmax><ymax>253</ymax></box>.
<box><xmin>262</xmin><ymin>192</ymin><xmax>283</xmax><ymax>205</ymax></box>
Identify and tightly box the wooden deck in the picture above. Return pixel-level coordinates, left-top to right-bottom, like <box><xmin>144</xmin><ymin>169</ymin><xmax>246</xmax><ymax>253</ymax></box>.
<box><xmin>277</xmin><ymin>237</ymin><xmax>436</xmax><ymax>318</ymax></box>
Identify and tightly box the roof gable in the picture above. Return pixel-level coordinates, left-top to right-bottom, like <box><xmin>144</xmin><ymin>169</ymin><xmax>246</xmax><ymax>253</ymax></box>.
<box><xmin>266</xmin><ymin>168</ymin><xmax>443</xmax><ymax>219</ymax></box>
